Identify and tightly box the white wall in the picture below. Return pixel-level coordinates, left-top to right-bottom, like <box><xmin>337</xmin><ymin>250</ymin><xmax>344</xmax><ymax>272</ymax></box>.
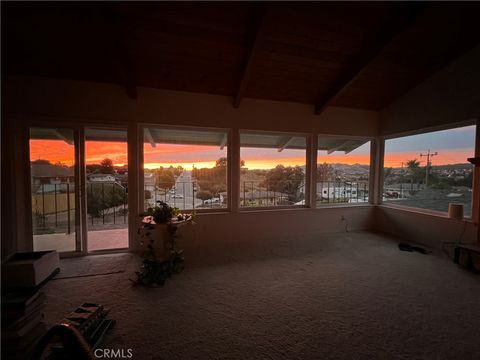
<box><xmin>169</xmin><ymin>206</ymin><xmax>374</xmax><ymax>266</ymax></box>
<box><xmin>4</xmin><ymin>75</ymin><xmax>379</xmax><ymax>136</ymax></box>
<box><xmin>375</xmin><ymin>206</ymin><xmax>477</xmax><ymax>249</ymax></box>
<box><xmin>2</xmin><ymin>75</ymin><xmax>379</xmax><ymax>260</ymax></box>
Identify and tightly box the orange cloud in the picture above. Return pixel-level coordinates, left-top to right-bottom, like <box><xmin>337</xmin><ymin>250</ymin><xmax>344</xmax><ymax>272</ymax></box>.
<box><xmin>144</xmin><ymin>144</ymin><xmax>219</xmax><ymax>155</ymax></box>
<box><xmin>30</xmin><ymin>139</ymin><xmax>75</xmax><ymax>166</ymax></box>
<box><xmin>85</xmin><ymin>141</ymin><xmax>127</xmax><ymax>165</ymax></box>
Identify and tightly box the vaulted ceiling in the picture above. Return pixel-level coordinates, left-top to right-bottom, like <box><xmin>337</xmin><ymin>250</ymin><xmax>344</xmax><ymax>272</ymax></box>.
<box><xmin>3</xmin><ymin>2</ymin><xmax>479</xmax><ymax>113</ymax></box>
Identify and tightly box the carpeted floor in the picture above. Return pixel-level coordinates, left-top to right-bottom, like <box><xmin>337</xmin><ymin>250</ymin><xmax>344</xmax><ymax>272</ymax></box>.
<box><xmin>42</xmin><ymin>231</ymin><xmax>480</xmax><ymax>360</ymax></box>
<box><xmin>53</xmin><ymin>253</ymin><xmax>133</xmax><ymax>279</ymax></box>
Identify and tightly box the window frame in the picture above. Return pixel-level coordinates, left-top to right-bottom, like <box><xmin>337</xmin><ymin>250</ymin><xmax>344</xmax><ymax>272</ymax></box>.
<box><xmin>315</xmin><ymin>133</ymin><xmax>375</xmax><ymax>208</ymax></box>
<box><xmin>139</xmin><ymin>123</ymin><xmax>232</xmax><ymax>214</ymax></box>
<box><xmin>238</xmin><ymin>129</ymin><xmax>311</xmax><ymax>211</ymax></box>
<box><xmin>379</xmin><ymin>120</ymin><xmax>478</xmax><ymax>219</ymax></box>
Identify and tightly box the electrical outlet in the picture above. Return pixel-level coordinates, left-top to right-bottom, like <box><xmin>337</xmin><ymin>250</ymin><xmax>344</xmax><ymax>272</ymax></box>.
<box><xmin>341</xmin><ymin>215</ymin><xmax>346</xmax><ymax>221</ymax></box>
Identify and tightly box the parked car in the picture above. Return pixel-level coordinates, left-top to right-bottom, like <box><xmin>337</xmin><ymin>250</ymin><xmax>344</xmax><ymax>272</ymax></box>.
<box><xmin>171</xmin><ymin>194</ymin><xmax>184</xmax><ymax>199</ymax></box>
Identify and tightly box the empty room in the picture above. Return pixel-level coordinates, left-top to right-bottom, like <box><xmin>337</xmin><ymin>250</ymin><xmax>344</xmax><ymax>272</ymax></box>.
<box><xmin>1</xmin><ymin>2</ymin><xmax>479</xmax><ymax>359</ymax></box>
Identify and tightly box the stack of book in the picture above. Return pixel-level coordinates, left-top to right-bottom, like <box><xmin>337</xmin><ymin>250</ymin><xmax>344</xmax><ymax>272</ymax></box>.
<box><xmin>1</xmin><ymin>290</ymin><xmax>48</xmax><ymax>360</ymax></box>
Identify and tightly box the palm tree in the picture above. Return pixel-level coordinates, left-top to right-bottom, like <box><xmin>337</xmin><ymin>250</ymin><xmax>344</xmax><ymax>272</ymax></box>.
<box><xmin>406</xmin><ymin>159</ymin><xmax>420</xmax><ymax>190</ymax></box>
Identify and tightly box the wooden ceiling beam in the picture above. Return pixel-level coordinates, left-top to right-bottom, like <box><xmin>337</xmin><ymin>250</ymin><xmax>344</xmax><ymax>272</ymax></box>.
<box><xmin>314</xmin><ymin>4</ymin><xmax>423</xmax><ymax>115</ymax></box>
<box><xmin>219</xmin><ymin>133</ymin><xmax>228</xmax><ymax>150</ymax></box>
<box><xmin>326</xmin><ymin>140</ymin><xmax>351</xmax><ymax>154</ymax></box>
<box><xmin>104</xmin><ymin>7</ymin><xmax>137</xmax><ymax>99</ymax></box>
<box><xmin>53</xmin><ymin>130</ymin><xmax>73</xmax><ymax>145</ymax></box>
<box><xmin>277</xmin><ymin>136</ymin><xmax>294</xmax><ymax>152</ymax></box>
<box><xmin>145</xmin><ymin>128</ymin><xmax>156</xmax><ymax>148</ymax></box>
<box><xmin>233</xmin><ymin>5</ymin><xmax>268</xmax><ymax>108</ymax></box>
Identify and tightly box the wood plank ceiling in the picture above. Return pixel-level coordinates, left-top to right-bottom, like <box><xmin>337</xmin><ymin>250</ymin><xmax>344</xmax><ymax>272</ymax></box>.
<box><xmin>2</xmin><ymin>2</ymin><xmax>480</xmax><ymax>113</ymax></box>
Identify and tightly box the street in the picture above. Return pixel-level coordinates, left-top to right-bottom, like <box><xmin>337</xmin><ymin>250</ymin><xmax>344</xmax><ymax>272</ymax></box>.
<box><xmin>148</xmin><ymin>171</ymin><xmax>203</xmax><ymax>210</ymax></box>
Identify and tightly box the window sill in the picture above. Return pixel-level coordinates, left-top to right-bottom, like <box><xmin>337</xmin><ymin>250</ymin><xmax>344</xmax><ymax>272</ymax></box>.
<box><xmin>238</xmin><ymin>203</ymin><xmax>373</xmax><ymax>213</ymax></box>
<box><xmin>378</xmin><ymin>203</ymin><xmax>474</xmax><ymax>223</ymax></box>
<box><xmin>316</xmin><ymin>203</ymin><xmax>373</xmax><ymax>210</ymax></box>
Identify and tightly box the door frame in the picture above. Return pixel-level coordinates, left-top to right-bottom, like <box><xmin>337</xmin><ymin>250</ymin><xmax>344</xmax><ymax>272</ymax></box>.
<box><xmin>83</xmin><ymin>125</ymin><xmax>130</xmax><ymax>254</ymax></box>
<box><xmin>27</xmin><ymin>123</ymin><xmax>84</xmax><ymax>257</ymax></box>
<box><xmin>24</xmin><ymin>120</ymin><xmax>132</xmax><ymax>257</ymax></box>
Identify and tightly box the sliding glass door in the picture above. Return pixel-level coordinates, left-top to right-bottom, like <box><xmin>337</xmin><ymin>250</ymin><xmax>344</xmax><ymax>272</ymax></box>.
<box><xmin>29</xmin><ymin>126</ymin><xmax>129</xmax><ymax>255</ymax></box>
<box><xmin>29</xmin><ymin>127</ymin><xmax>81</xmax><ymax>253</ymax></box>
<box><xmin>85</xmin><ymin>128</ymin><xmax>129</xmax><ymax>251</ymax></box>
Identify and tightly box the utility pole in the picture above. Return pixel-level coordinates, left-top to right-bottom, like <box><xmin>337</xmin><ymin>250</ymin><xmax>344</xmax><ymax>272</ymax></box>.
<box><xmin>400</xmin><ymin>162</ymin><xmax>404</xmax><ymax>198</ymax></box>
<box><xmin>420</xmin><ymin>150</ymin><xmax>438</xmax><ymax>187</ymax></box>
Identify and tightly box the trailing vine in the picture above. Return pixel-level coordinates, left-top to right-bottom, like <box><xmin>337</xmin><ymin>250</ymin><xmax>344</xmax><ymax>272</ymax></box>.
<box><xmin>133</xmin><ymin>202</ymin><xmax>194</xmax><ymax>287</ymax></box>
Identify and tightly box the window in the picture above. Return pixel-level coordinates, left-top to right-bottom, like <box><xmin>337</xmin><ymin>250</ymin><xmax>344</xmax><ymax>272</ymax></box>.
<box><xmin>317</xmin><ymin>136</ymin><xmax>371</xmax><ymax>206</ymax></box>
<box><xmin>383</xmin><ymin>125</ymin><xmax>476</xmax><ymax>217</ymax></box>
<box><xmin>240</xmin><ymin>131</ymin><xmax>307</xmax><ymax>208</ymax></box>
<box><xmin>143</xmin><ymin>127</ymin><xmax>228</xmax><ymax>211</ymax></box>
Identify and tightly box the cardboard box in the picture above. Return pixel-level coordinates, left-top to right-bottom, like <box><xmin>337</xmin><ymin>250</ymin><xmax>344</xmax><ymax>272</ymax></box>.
<box><xmin>2</xmin><ymin>251</ymin><xmax>60</xmax><ymax>288</ymax></box>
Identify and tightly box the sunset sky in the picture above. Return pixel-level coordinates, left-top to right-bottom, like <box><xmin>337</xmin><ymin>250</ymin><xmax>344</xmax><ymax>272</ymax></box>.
<box><xmin>29</xmin><ymin>125</ymin><xmax>476</xmax><ymax>170</ymax></box>
<box><xmin>383</xmin><ymin>125</ymin><xmax>475</xmax><ymax>168</ymax></box>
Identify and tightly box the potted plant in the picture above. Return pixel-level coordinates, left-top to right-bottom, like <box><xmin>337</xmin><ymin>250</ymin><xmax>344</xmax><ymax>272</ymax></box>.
<box><xmin>134</xmin><ymin>201</ymin><xmax>194</xmax><ymax>286</ymax></box>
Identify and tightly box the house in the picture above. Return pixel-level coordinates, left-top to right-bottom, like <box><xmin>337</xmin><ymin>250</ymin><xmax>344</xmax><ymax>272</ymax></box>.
<box><xmin>30</xmin><ymin>163</ymin><xmax>74</xmax><ymax>191</ymax></box>
<box><xmin>316</xmin><ymin>182</ymin><xmax>369</xmax><ymax>203</ymax></box>
<box><xmin>241</xmin><ymin>190</ymin><xmax>290</xmax><ymax>206</ymax></box>
<box><xmin>1</xmin><ymin>2</ymin><xmax>479</xmax><ymax>360</ymax></box>
<box><xmin>143</xmin><ymin>172</ymin><xmax>156</xmax><ymax>192</ymax></box>
<box><xmin>87</xmin><ymin>174</ymin><xmax>116</xmax><ymax>183</ymax></box>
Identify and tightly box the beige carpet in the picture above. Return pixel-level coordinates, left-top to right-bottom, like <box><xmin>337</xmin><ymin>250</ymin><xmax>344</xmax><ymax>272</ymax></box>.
<box><xmin>54</xmin><ymin>253</ymin><xmax>133</xmax><ymax>279</ymax></box>
<box><xmin>41</xmin><ymin>232</ymin><xmax>480</xmax><ymax>359</ymax></box>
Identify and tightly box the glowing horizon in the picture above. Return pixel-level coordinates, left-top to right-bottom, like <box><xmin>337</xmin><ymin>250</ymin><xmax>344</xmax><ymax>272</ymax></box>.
<box><xmin>30</xmin><ymin>138</ymin><xmax>475</xmax><ymax>170</ymax></box>
<box><xmin>383</xmin><ymin>149</ymin><xmax>474</xmax><ymax>168</ymax></box>
<box><xmin>144</xmin><ymin>161</ymin><xmax>217</xmax><ymax>171</ymax></box>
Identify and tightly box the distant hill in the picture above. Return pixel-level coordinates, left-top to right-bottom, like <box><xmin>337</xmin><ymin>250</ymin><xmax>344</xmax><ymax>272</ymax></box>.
<box><xmin>386</xmin><ymin>163</ymin><xmax>471</xmax><ymax>170</ymax></box>
<box><xmin>328</xmin><ymin>163</ymin><xmax>370</xmax><ymax>174</ymax></box>
<box><xmin>431</xmin><ymin>163</ymin><xmax>472</xmax><ymax>171</ymax></box>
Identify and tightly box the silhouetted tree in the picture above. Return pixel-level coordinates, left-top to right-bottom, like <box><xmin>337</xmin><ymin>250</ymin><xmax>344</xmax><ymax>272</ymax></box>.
<box><xmin>317</xmin><ymin>163</ymin><xmax>335</xmax><ymax>182</ymax></box>
<box><xmin>31</xmin><ymin>159</ymin><xmax>51</xmax><ymax>165</ymax></box>
<box><xmin>406</xmin><ymin>159</ymin><xmax>421</xmax><ymax>190</ymax></box>
<box><xmin>193</xmin><ymin>157</ymin><xmax>231</xmax><ymax>198</ymax></box>
<box><xmin>261</xmin><ymin>165</ymin><xmax>304</xmax><ymax>202</ymax></box>
<box><xmin>196</xmin><ymin>190</ymin><xmax>213</xmax><ymax>204</ymax></box>
<box><xmin>87</xmin><ymin>183</ymin><xmax>127</xmax><ymax>218</ymax></box>
<box><xmin>100</xmin><ymin>158</ymin><xmax>114</xmax><ymax>174</ymax></box>
<box><xmin>86</xmin><ymin>164</ymin><xmax>102</xmax><ymax>174</ymax></box>
<box><xmin>383</xmin><ymin>167</ymin><xmax>394</xmax><ymax>185</ymax></box>
<box><xmin>155</xmin><ymin>166</ymin><xmax>183</xmax><ymax>190</ymax></box>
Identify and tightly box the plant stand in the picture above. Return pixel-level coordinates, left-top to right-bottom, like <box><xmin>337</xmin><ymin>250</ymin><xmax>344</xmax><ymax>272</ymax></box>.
<box><xmin>134</xmin><ymin>213</ymin><xmax>193</xmax><ymax>287</ymax></box>
<box><xmin>135</xmin><ymin>255</ymin><xmax>185</xmax><ymax>287</ymax></box>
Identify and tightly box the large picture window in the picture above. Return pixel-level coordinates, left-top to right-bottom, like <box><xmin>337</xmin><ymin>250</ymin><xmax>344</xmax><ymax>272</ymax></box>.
<box><xmin>143</xmin><ymin>127</ymin><xmax>228</xmax><ymax>211</ymax></box>
<box><xmin>240</xmin><ymin>131</ymin><xmax>307</xmax><ymax>208</ymax></box>
<box><xmin>383</xmin><ymin>125</ymin><xmax>476</xmax><ymax>217</ymax></box>
<box><xmin>317</xmin><ymin>136</ymin><xmax>371</xmax><ymax>206</ymax></box>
